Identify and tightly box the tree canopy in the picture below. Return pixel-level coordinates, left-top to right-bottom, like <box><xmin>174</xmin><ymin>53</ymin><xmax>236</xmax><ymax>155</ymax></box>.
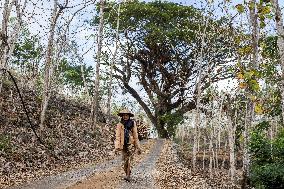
<box><xmin>101</xmin><ymin>0</ymin><xmax>237</xmax><ymax>137</ymax></box>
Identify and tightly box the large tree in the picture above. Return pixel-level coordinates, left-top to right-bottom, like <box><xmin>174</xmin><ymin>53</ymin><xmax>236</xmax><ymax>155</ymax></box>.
<box><xmin>103</xmin><ymin>0</ymin><xmax>237</xmax><ymax>138</ymax></box>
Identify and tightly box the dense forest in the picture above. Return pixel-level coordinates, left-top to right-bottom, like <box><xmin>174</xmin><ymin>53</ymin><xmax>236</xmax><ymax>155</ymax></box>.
<box><xmin>1</xmin><ymin>0</ymin><xmax>284</xmax><ymax>188</ymax></box>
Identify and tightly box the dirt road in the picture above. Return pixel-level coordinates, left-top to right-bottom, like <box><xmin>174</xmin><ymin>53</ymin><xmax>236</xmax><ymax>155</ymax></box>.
<box><xmin>9</xmin><ymin>139</ymin><xmax>227</xmax><ymax>189</ymax></box>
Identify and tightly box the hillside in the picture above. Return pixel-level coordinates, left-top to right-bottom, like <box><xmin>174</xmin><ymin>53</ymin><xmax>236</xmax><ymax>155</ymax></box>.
<box><xmin>0</xmin><ymin>82</ymin><xmax>116</xmax><ymax>188</ymax></box>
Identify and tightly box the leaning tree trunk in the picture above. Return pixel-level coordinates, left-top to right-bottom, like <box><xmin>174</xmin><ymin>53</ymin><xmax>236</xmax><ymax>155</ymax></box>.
<box><xmin>91</xmin><ymin>0</ymin><xmax>105</xmax><ymax>127</ymax></box>
<box><xmin>272</xmin><ymin>0</ymin><xmax>284</xmax><ymax>122</ymax></box>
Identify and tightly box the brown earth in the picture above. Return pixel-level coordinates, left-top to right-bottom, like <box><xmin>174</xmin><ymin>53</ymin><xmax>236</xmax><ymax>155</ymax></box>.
<box><xmin>67</xmin><ymin>139</ymin><xmax>156</xmax><ymax>189</ymax></box>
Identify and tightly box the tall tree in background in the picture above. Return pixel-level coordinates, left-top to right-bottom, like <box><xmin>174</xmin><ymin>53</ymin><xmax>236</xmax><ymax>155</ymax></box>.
<box><xmin>192</xmin><ymin>0</ymin><xmax>213</xmax><ymax>170</ymax></box>
<box><xmin>104</xmin><ymin>1</ymin><xmax>236</xmax><ymax>137</ymax></box>
<box><xmin>106</xmin><ymin>2</ymin><xmax>121</xmax><ymax>123</ymax></box>
<box><xmin>91</xmin><ymin>0</ymin><xmax>105</xmax><ymax>127</ymax></box>
<box><xmin>272</xmin><ymin>0</ymin><xmax>284</xmax><ymax>122</ymax></box>
<box><xmin>244</xmin><ymin>0</ymin><xmax>260</xmax><ymax>185</ymax></box>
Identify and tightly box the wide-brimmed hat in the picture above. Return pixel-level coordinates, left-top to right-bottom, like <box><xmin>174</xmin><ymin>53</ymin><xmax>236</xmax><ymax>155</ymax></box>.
<box><xmin>117</xmin><ymin>109</ymin><xmax>134</xmax><ymax>117</ymax></box>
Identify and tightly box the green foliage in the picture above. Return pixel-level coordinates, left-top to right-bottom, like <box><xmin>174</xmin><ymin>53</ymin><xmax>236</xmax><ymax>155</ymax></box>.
<box><xmin>249</xmin><ymin>124</ymin><xmax>284</xmax><ymax>188</ymax></box>
<box><xmin>272</xmin><ymin>129</ymin><xmax>284</xmax><ymax>163</ymax></box>
<box><xmin>236</xmin><ymin>4</ymin><xmax>245</xmax><ymax>13</ymax></box>
<box><xmin>237</xmin><ymin>69</ymin><xmax>261</xmax><ymax>92</ymax></box>
<box><xmin>12</xmin><ymin>29</ymin><xmax>43</xmax><ymax>70</ymax></box>
<box><xmin>58</xmin><ymin>59</ymin><xmax>93</xmax><ymax>90</ymax></box>
<box><xmin>235</xmin><ymin>1</ymin><xmax>273</xmax><ymax>29</ymax></box>
<box><xmin>262</xmin><ymin>89</ymin><xmax>282</xmax><ymax>117</ymax></box>
<box><xmin>260</xmin><ymin>36</ymin><xmax>279</xmax><ymax>59</ymax></box>
<box><xmin>161</xmin><ymin>112</ymin><xmax>184</xmax><ymax>137</ymax></box>
<box><xmin>250</xmin><ymin>122</ymin><xmax>272</xmax><ymax>165</ymax></box>
<box><xmin>94</xmin><ymin>0</ymin><xmax>237</xmax><ymax>137</ymax></box>
<box><xmin>250</xmin><ymin>163</ymin><xmax>284</xmax><ymax>189</ymax></box>
<box><xmin>98</xmin><ymin>0</ymin><xmax>202</xmax><ymax>48</ymax></box>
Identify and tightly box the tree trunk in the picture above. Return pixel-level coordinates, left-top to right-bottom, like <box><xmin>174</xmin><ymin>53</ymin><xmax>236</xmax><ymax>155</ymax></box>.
<box><xmin>40</xmin><ymin>0</ymin><xmax>62</xmax><ymax>131</ymax></box>
<box><xmin>222</xmin><ymin>139</ymin><xmax>227</xmax><ymax>169</ymax></box>
<box><xmin>242</xmin><ymin>102</ymin><xmax>252</xmax><ymax>188</ymax></box>
<box><xmin>228</xmin><ymin>113</ymin><xmax>236</xmax><ymax>182</ymax></box>
<box><xmin>80</xmin><ymin>63</ymin><xmax>90</xmax><ymax>102</ymax></box>
<box><xmin>191</xmin><ymin>7</ymin><xmax>211</xmax><ymax>169</ymax></box>
<box><xmin>203</xmin><ymin>136</ymin><xmax>206</xmax><ymax>170</ymax></box>
<box><xmin>91</xmin><ymin>0</ymin><xmax>105</xmax><ymax>127</ymax></box>
<box><xmin>272</xmin><ymin>0</ymin><xmax>284</xmax><ymax>122</ymax></box>
<box><xmin>209</xmin><ymin>125</ymin><xmax>213</xmax><ymax>178</ymax></box>
<box><xmin>192</xmin><ymin>109</ymin><xmax>200</xmax><ymax>171</ymax></box>
<box><xmin>214</xmin><ymin>125</ymin><xmax>219</xmax><ymax>169</ymax></box>
<box><xmin>0</xmin><ymin>0</ymin><xmax>25</xmax><ymax>93</ymax></box>
<box><xmin>0</xmin><ymin>0</ymin><xmax>15</xmax><ymax>68</ymax></box>
<box><xmin>106</xmin><ymin>2</ymin><xmax>121</xmax><ymax>123</ymax></box>
<box><xmin>242</xmin><ymin>0</ymin><xmax>259</xmax><ymax>186</ymax></box>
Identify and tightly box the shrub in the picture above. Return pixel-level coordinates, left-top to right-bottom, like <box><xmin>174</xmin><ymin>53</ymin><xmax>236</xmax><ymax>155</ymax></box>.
<box><xmin>250</xmin><ymin>163</ymin><xmax>284</xmax><ymax>189</ymax></box>
<box><xmin>249</xmin><ymin>122</ymin><xmax>284</xmax><ymax>188</ymax></box>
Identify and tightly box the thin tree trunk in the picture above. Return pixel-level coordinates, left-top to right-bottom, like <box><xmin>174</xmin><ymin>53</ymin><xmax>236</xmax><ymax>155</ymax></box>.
<box><xmin>40</xmin><ymin>0</ymin><xmax>64</xmax><ymax>130</ymax></box>
<box><xmin>106</xmin><ymin>2</ymin><xmax>121</xmax><ymax>123</ymax></box>
<box><xmin>0</xmin><ymin>0</ymin><xmax>22</xmax><ymax>93</ymax></box>
<box><xmin>272</xmin><ymin>0</ymin><xmax>284</xmax><ymax>122</ymax></box>
<box><xmin>222</xmin><ymin>139</ymin><xmax>227</xmax><ymax>169</ymax></box>
<box><xmin>214</xmin><ymin>125</ymin><xmax>219</xmax><ymax>169</ymax></box>
<box><xmin>91</xmin><ymin>0</ymin><xmax>105</xmax><ymax>127</ymax></box>
<box><xmin>228</xmin><ymin>111</ymin><xmax>236</xmax><ymax>182</ymax></box>
<box><xmin>203</xmin><ymin>136</ymin><xmax>206</xmax><ymax>170</ymax></box>
<box><xmin>0</xmin><ymin>0</ymin><xmax>15</xmax><ymax>68</ymax></box>
<box><xmin>213</xmin><ymin>146</ymin><xmax>216</xmax><ymax>169</ymax></box>
<box><xmin>181</xmin><ymin>124</ymin><xmax>185</xmax><ymax>143</ymax></box>
<box><xmin>209</xmin><ymin>126</ymin><xmax>213</xmax><ymax>178</ymax></box>
<box><xmin>242</xmin><ymin>1</ymin><xmax>259</xmax><ymax>186</ymax></box>
<box><xmin>192</xmin><ymin>109</ymin><xmax>199</xmax><ymax>171</ymax></box>
<box><xmin>6</xmin><ymin>0</ymin><xmax>27</xmax><ymax>65</ymax></box>
<box><xmin>242</xmin><ymin>103</ymin><xmax>250</xmax><ymax>187</ymax></box>
<box><xmin>192</xmin><ymin>5</ymin><xmax>212</xmax><ymax>169</ymax></box>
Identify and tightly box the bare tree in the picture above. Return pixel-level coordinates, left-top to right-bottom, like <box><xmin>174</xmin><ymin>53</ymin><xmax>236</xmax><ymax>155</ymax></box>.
<box><xmin>39</xmin><ymin>0</ymin><xmax>68</xmax><ymax>130</ymax></box>
<box><xmin>91</xmin><ymin>0</ymin><xmax>105</xmax><ymax>127</ymax></box>
<box><xmin>192</xmin><ymin>2</ymin><xmax>212</xmax><ymax>170</ymax></box>
<box><xmin>106</xmin><ymin>2</ymin><xmax>121</xmax><ymax>123</ymax></box>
